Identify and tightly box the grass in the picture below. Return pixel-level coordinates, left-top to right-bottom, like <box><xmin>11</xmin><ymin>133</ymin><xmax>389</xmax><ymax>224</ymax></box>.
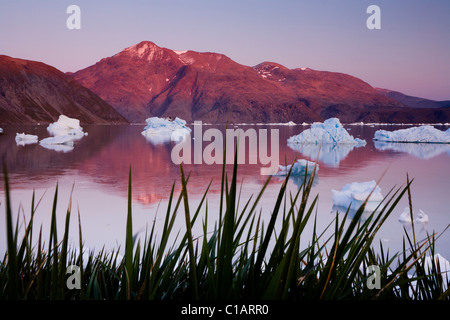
<box><xmin>1</xmin><ymin>156</ymin><xmax>449</xmax><ymax>300</ymax></box>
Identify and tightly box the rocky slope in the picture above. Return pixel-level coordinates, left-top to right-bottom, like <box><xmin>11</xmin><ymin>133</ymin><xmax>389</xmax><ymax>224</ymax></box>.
<box><xmin>0</xmin><ymin>55</ymin><xmax>129</xmax><ymax>124</ymax></box>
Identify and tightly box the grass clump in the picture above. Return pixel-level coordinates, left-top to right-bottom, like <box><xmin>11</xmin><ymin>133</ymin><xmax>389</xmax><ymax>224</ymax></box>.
<box><xmin>0</xmin><ymin>157</ymin><xmax>449</xmax><ymax>300</ymax></box>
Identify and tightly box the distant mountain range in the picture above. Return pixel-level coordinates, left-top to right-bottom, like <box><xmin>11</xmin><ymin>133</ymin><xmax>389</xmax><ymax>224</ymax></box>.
<box><xmin>375</xmin><ymin>88</ymin><xmax>450</xmax><ymax>110</ymax></box>
<box><xmin>1</xmin><ymin>41</ymin><xmax>449</xmax><ymax>124</ymax></box>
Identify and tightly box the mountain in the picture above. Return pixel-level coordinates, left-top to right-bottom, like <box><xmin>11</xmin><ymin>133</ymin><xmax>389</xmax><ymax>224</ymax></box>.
<box><xmin>0</xmin><ymin>55</ymin><xmax>129</xmax><ymax>125</ymax></box>
<box><xmin>72</xmin><ymin>41</ymin><xmax>449</xmax><ymax>124</ymax></box>
<box><xmin>375</xmin><ymin>88</ymin><xmax>450</xmax><ymax>109</ymax></box>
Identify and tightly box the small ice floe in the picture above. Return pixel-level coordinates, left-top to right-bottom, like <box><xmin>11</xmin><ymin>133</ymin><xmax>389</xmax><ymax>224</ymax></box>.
<box><xmin>273</xmin><ymin>159</ymin><xmax>318</xmax><ymax>177</ymax></box>
<box><xmin>15</xmin><ymin>133</ymin><xmax>38</xmax><ymax>146</ymax></box>
<box><xmin>401</xmin><ymin>253</ymin><xmax>450</xmax><ymax>295</ymax></box>
<box><xmin>287</xmin><ymin>118</ymin><xmax>367</xmax><ymax>146</ymax></box>
<box><xmin>373</xmin><ymin>125</ymin><xmax>450</xmax><ymax>143</ymax></box>
<box><xmin>424</xmin><ymin>253</ymin><xmax>450</xmax><ymax>281</ymax></box>
<box><xmin>141</xmin><ymin>116</ymin><xmax>191</xmax><ymax>145</ymax></box>
<box><xmin>398</xmin><ymin>207</ymin><xmax>412</xmax><ymax>223</ymax></box>
<box><xmin>398</xmin><ymin>207</ymin><xmax>429</xmax><ymax>225</ymax></box>
<box><xmin>331</xmin><ymin>180</ymin><xmax>383</xmax><ymax>212</ymax></box>
<box><xmin>40</xmin><ymin>135</ymin><xmax>75</xmax><ymax>145</ymax></box>
<box><xmin>39</xmin><ymin>135</ymin><xmax>75</xmax><ymax>152</ymax></box>
<box><xmin>410</xmin><ymin>253</ymin><xmax>450</xmax><ymax>293</ymax></box>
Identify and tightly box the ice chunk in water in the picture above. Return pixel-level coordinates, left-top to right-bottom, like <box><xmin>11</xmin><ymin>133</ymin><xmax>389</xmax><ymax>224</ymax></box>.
<box><xmin>287</xmin><ymin>118</ymin><xmax>367</xmax><ymax>145</ymax></box>
<box><xmin>47</xmin><ymin>115</ymin><xmax>86</xmax><ymax>138</ymax></box>
<box><xmin>39</xmin><ymin>134</ymin><xmax>75</xmax><ymax>152</ymax></box>
<box><xmin>141</xmin><ymin>117</ymin><xmax>191</xmax><ymax>144</ymax></box>
<box><xmin>274</xmin><ymin>159</ymin><xmax>318</xmax><ymax>176</ymax></box>
<box><xmin>398</xmin><ymin>207</ymin><xmax>429</xmax><ymax>224</ymax></box>
<box><xmin>398</xmin><ymin>207</ymin><xmax>413</xmax><ymax>223</ymax></box>
<box><xmin>40</xmin><ymin>115</ymin><xmax>86</xmax><ymax>151</ymax></box>
<box><xmin>374</xmin><ymin>125</ymin><xmax>450</xmax><ymax>143</ymax></box>
<box><xmin>15</xmin><ymin>133</ymin><xmax>38</xmax><ymax>146</ymax></box>
<box><xmin>40</xmin><ymin>135</ymin><xmax>75</xmax><ymax>146</ymax></box>
<box><xmin>332</xmin><ymin>180</ymin><xmax>383</xmax><ymax>212</ymax></box>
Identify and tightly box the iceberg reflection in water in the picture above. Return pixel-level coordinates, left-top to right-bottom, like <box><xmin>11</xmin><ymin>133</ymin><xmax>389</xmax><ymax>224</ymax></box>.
<box><xmin>374</xmin><ymin>141</ymin><xmax>450</xmax><ymax>159</ymax></box>
<box><xmin>39</xmin><ymin>142</ymin><xmax>74</xmax><ymax>153</ymax></box>
<box><xmin>288</xmin><ymin>142</ymin><xmax>365</xmax><ymax>167</ymax></box>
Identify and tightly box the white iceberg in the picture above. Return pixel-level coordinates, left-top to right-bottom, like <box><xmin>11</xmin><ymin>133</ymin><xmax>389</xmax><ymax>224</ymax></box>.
<box><xmin>332</xmin><ymin>180</ymin><xmax>383</xmax><ymax>212</ymax></box>
<box><xmin>15</xmin><ymin>133</ymin><xmax>38</xmax><ymax>146</ymax></box>
<box><xmin>398</xmin><ymin>207</ymin><xmax>429</xmax><ymax>225</ymax></box>
<box><xmin>424</xmin><ymin>253</ymin><xmax>450</xmax><ymax>283</ymax></box>
<box><xmin>398</xmin><ymin>207</ymin><xmax>412</xmax><ymax>223</ymax></box>
<box><xmin>47</xmin><ymin>115</ymin><xmax>86</xmax><ymax>138</ymax></box>
<box><xmin>40</xmin><ymin>115</ymin><xmax>86</xmax><ymax>150</ymax></box>
<box><xmin>141</xmin><ymin>116</ymin><xmax>191</xmax><ymax>144</ymax></box>
<box><xmin>274</xmin><ymin>159</ymin><xmax>318</xmax><ymax>176</ymax></box>
<box><xmin>373</xmin><ymin>125</ymin><xmax>450</xmax><ymax>143</ymax></box>
<box><xmin>287</xmin><ymin>118</ymin><xmax>367</xmax><ymax>146</ymax></box>
<box><xmin>40</xmin><ymin>135</ymin><xmax>75</xmax><ymax>146</ymax></box>
<box><xmin>402</xmin><ymin>253</ymin><xmax>450</xmax><ymax>296</ymax></box>
<box><xmin>416</xmin><ymin>210</ymin><xmax>429</xmax><ymax>224</ymax></box>
<box><xmin>40</xmin><ymin>135</ymin><xmax>75</xmax><ymax>152</ymax></box>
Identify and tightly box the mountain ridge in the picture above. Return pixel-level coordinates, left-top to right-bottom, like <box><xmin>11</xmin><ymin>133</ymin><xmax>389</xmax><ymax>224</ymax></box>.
<box><xmin>375</xmin><ymin>88</ymin><xmax>450</xmax><ymax>110</ymax></box>
<box><xmin>1</xmin><ymin>41</ymin><xmax>448</xmax><ymax>125</ymax></box>
<box><xmin>71</xmin><ymin>40</ymin><xmax>449</xmax><ymax>124</ymax></box>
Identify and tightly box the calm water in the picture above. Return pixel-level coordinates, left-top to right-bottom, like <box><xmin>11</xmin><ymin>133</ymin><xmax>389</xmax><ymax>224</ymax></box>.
<box><xmin>1</xmin><ymin>123</ymin><xmax>449</xmax><ymax>259</ymax></box>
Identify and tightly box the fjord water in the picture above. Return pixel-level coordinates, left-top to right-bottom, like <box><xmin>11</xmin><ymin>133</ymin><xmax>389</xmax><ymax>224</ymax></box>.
<box><xmin>0</xmin><ymin>124</ymin><xmax>449</xmax><ymax>259</ymax></box>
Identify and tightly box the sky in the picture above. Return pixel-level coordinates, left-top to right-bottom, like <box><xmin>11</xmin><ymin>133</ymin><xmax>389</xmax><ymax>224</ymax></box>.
<box><xmin>1</xmin><ymin>0</ymin><xmax>449</xmax><ymax>100</ymax></box>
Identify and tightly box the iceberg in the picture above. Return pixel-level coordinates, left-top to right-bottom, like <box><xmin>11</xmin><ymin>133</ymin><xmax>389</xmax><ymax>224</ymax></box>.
<box><xmin>40</xmin><ymin>135</ymin><xmax>76</xmax><ymax>146</ymax></box>
<box><xmin>273</xmin><ymin>159</ymin><xmax>318</xmax><ymax>176</ymax></box>
<box><xmin>398</xmin><ymin>207</ymin><xmax>429</xmax><ymax>225</ymax></box>
<box><xmin>373</xmin><ymin>125</ymin><xmax>450</xmax><ymax>143</ymax></box>
<box><xmin>141</xmin><ymin>116</ymin><xmax>191</xmax><ymax>144</ymax></box>
<box><xmin>287</xmin><ymin>118</ymin><xmax>367</xmax><ymax>146</ymax></box>
<box><xmin>40</xmin><ymin>135</ymin><xmax>75</xmax><ymax>152</ymax></box>
<box><xmin>403</xmin><ymin>253</ymin><xmax>450</xmax><ymax>295</ymax></box>
<box><xmin>47</xmin><ymin>115</ymin><xmax>86</xmax><ymax>138</ymax></box>
<box><xmin>332</xmin><ymin>180</ymin><xmax>383</xmax><ymax>212</ymax></box>
<box><xmin>15</xmin><ymin>133</ymin><xmax>38</xmax><ymax>146</ymax></box>
<box><xmin>424</xmin><ymin>254</ymin><xmax>450</xmax><ymax>283</ymax></box>
<box><xmin>40</xmin><ymin>115</ymin><xmax>86</xmax><ymax>151</ymax></box>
